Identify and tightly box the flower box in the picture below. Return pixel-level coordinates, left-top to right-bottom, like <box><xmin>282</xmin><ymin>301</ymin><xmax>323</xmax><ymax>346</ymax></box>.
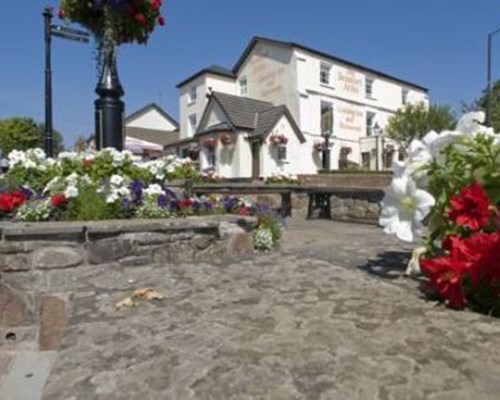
<box><xmin>269</xmin><ymin>134</ymin><xmax>288</xmax><ymax>146</ymax></box>
<box><xmin>202</xmin><ymin>137</ymin><xmax>217</xmax><ymax>149</ymax></box>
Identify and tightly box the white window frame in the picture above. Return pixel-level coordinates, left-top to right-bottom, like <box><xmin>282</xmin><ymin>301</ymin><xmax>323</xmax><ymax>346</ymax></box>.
<box><xmin>402</xmin><ymin>88</ymin><xmax>409</xmax><ymax>105</ymax></box>
<box><xmin>188</xmin><ymin>86</ymin><xmax>197</xmax><ymax>103</ymax></box>
<box><xmin>320</xmin><ymin>63</ymin><xmax>332</xmax><ymax>86</ymax></box>
<box><xmin>188</xmin><ymin>114</ymin><xmax>197</xmax><ymax>136</ymax></box>
<box><xmin>239</xmin><ymin>76</ymin><xmax>248</xmax><ymax>96</ymax></box>
<box><xmin>365</xmin><ymin>78</ymin><xmax>374</xmax><ymax>98</ymax></box>
<box><xmin>366</xmin><ymin>111</ymin><xmax>375</xmax><ymax>137</ymax></box>
<box><xmin>321</xmin><ymin>101</ymin><xmax>334</xmax><ymax>136</ymax></box>
<box><xmin>207</xmin><ymin>148</ymin><xmax>216</xmax><ymax>167</ymax></box>
<box><xmin>277</xmin><ymin>145</ymin><xmax>287</xmax><ymax>161</ymax></box>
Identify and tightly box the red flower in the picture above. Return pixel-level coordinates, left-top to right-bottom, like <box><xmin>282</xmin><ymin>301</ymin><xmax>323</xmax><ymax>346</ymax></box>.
<box><xmin>134</xmin><ymin>13</ymin><xmax>147</xmax><ymax>25</ymax></box>
<box><xmin>58</xmin><ymin>9</ymin><xmax>65</xmax><ymax>19</ymax></box>
<box><xmin>180</xmin><ymin>198</ymin><xmax>193</xmax><ymax>208</ymax></box>
<box><xmin>448</xmin><ymin>182</ymin><xmax>491</xmax><ymax>231</ymax></box>
<box><xmin>51</xmin><ymin>195</ymin><xmax>67</xmax><ymax>208</ymax></box>
<box><xmin>420</xmin><ymin>256</ymin><xmax>467</xmax><ymax>309</ymax></box>
<box><xmin>0</xmin><ymin>191</ymin><xmax>26</xmax><ymax>214</ymax></box>
<box><xmin>83</xmin><ymin>159</ymin><xmax>93</xmax><ymax>169</ymax></box>
<box><xmin>158</xmin><ymin>16</ymin><xmax>166</xmax><ymax>26</ymax></box>
<box><xmin>239</xmin><ymin>207</ymin><xmax>250</xmax><ymax>216</ymax></box>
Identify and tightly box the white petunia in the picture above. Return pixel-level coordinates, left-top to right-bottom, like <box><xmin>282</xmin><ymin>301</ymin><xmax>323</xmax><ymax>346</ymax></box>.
<box><xmin>379</xmin><ymin>174</ymin><xmax>435</xmax><ymax>242</ymax></box>
<box><xmin>143</xmin><ymin>184</ymin><xmax>164</xmax><ymax>197</ymax></box>
<box><xmin>110</xmin><ymin>174</ymin><xmax>124</xmax><ymax>187</ymax></box>
<box><xmin>64</xmin><ymin>185</ymin><xmax>79</xmax><ymax>198</ymax></box>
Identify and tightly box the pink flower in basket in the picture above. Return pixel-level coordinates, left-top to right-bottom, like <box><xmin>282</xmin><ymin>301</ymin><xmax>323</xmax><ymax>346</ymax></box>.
<box><xmin>219</xmin><ymin>132</ymin><xmax>235</xmax><ymax>146</ymax></box>
<box><xmin>202</xmin><ymin>137</ymin><xmax>217</xmax><ymax>149</ymax></box>
<box><xmin>269</xmin><ymin>134</ymin><xmax>288</xmax><ymax>146</ymax></box>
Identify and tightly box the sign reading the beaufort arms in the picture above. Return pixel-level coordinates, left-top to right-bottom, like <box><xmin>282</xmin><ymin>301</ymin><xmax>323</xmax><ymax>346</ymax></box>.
<box><xmin>336</xmin><ymin>67</ymin><xmax>363</xmax><ymax>98</ymax></box>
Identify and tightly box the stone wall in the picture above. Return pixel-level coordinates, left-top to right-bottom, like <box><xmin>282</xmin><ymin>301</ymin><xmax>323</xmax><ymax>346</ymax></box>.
<box><xmin>0</xmin><ymin>216</ymin><xmax>253</xmax><ymax>351</ymax></box>
<box><xmin>291</xmin><ymin>189</ymin><xmax>383</xmax><ymax>224</ymax></box>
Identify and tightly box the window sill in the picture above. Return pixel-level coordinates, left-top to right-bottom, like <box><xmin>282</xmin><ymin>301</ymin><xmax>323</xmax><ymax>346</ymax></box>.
<box><xmin>365</xmin><ymin>95</ymin><xmax>377</xmax><ymax>101</ymax></box>
<box><xmin>187</xmin><ymin>100</ymin><xmax>196</xmax><ymax>106</ymax></box>
<box><xmin>320</xmin><ymin>83</ymin><xmax>335</xmax><ymax>90</ymax></box>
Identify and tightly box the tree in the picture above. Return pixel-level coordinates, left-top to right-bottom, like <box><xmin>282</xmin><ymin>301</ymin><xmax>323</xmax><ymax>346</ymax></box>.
<box><xmin>469</xmin><ymin>80</ymin><xmax>500</xmax><ymax>132</ymax></box>
<box><xmin>385</xmin><ymin>103</ymin><xmax>456</xmax><ymax>148</ymax></box>
<box><xmin>0</xmin><ymin>117</ymin><xmax>64</xmax><ymax>157</ymax></box>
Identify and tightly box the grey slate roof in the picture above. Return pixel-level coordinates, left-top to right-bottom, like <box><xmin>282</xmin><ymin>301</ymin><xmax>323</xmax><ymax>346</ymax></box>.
<box><xmin>176</xmin><ymin>65</ymin><xmax>235</xmax><ymax>88</ymax></box>
<box><xmin>197</xmin><ymin>92</ymin><xmax>305</xmax><ymax>143</ymax></box>
<box><xmin>211</xmin><ymin>92</ymin><xmax>273</xmax><ymax>129</ymax></box>
<box><xmin>126</xmin><ymin>127</ymin><xmax>180</xmax><ymax>147</ymax></box>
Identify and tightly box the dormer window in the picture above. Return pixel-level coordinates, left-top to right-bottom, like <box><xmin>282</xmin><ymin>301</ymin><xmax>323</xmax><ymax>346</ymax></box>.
<box><xmin>188</xmin><ymin>86</ymin><xmax>197</xmax><ymax>103</ymax></box>
<box><xmin>320</xmin><ymin>63</ymin><xmax>332</xmax><ymax>86</ymax></box>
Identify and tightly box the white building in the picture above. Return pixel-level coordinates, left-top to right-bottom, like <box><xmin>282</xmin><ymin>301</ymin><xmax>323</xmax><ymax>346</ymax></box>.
<box><xmin>176</xmin><ymin>37</ymin><xmax>429</xmax><ymax>176</ymax></box>
<box><xmin>124</xmin><ymin>103</ymin><xmax>180</xmax><ymax>157</ymax></box>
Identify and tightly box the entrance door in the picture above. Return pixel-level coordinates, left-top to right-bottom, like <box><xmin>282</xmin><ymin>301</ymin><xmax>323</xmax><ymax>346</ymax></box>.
<box><xmin>251</xmin><ymin>141</ymin><xmax>261</xmax><ymax>179</ymax></box>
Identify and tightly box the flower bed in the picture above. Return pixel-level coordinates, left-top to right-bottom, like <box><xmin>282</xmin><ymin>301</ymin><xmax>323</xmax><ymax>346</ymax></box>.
<box><xmin>0</xmin><ymin>148</ymin><xmax>284</xmax><ymax>250</ymax></box>
<box><xmin>380</xmin><ymin>112</ymin><xmax>500</xmax><ymax>315</ymax></box>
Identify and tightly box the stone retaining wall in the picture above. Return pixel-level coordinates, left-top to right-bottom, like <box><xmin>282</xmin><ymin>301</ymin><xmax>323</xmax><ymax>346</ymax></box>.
<box><xmin>0</xmin><ymin>216</ymin><xmax>253</xmax><ymax>351</ymax></box>
<box><xmin>291</xmin><ymin>190</ymin><xmax>383</xmax><ymax>223</ymax></box>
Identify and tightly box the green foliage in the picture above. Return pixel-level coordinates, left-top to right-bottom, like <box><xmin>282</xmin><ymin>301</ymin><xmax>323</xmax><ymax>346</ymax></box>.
<box><xmin>470</xmin><ymin>80</ymin><xmax>500</xmax><ymax>133</ymax></box>
<box><xmin>65</xmin><ymin>184</ymin><xmax>123</xmax><ymax>221</ymax></box>
<box><xmin>425</xmin><ymin>134</ymin><xmax>500</xmax><ymax>252</ymax></box>
<box><xmin>254</xmin><ymin>210</ymin><xmax>282</xmax><ymax>247</ymax></box>
<box><xmin>386</xmin><ymin>103</ymin><xmax>456</xmax><ymax>148</ymax></box>
<box><xmin>0</xmin><ymin>117</ymin><xmax>64</xmax><ymax>156</ymax></box>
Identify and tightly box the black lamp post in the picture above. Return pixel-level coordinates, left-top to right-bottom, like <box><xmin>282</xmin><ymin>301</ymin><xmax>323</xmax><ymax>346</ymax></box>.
<box><xmin>322</xmin><ymin>134</ymin><xmax>332</xmax><ymax>170</ymax></box>
<box><xmin>374</xmin><ymin>123</ymin><xmax>381</xmax><ymax>172</ymax></box>
<box><xmin>43</xmin><ymin>7</ymin><xmax>89</xmax><ymax>157</ymax></box>
<box><xmin>94</xmin><ymin>49</ymin><xmax>125</xmax><ymax>150</ymax></box>
<box><xmin>486</xmin><ymin>26</ymin><xmax>500</xmax><ymax>126</ymax></box>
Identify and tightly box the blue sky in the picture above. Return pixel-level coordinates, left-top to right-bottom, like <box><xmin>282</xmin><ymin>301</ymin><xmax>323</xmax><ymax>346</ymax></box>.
<box><xmin>0</xmin><ymin>1</ymin><xmax>499</xmax><ymax>147</ymax></box>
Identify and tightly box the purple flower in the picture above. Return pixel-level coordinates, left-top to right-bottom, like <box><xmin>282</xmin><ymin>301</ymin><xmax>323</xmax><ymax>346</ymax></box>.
<box><xmin>20</xmin><ymin>187</ymin><xmax>34</xmax><ymax>201</ymax></box>
<box><xmin>129</xmin><ymin>181</ymin><xmax>144</xmax><ymax>205</ymax></box>
<box><xmin>163</xmin><ymin>186</ymin><xmax>178</xmax><ymax>200</ymax></box>
<box><xmin>157</xmin><ymin>194</ymin><xmax>168</xmax><ymax>208</ymax></box>
<box><xmin>170</xmin><ymin>200</ymin><xmax>179</xmax><ymax>211</ymax></box>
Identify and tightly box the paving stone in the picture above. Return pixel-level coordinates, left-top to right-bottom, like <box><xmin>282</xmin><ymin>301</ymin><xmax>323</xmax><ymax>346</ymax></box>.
<box><xmin>39</xmin><ymin>296</ymin><xmax>67</xmax><ymax>351</ymax></box>
<box><xmin>0</xmin><ymin>283</ymin><xmax>35</xmax><ymax>327</ymax></box>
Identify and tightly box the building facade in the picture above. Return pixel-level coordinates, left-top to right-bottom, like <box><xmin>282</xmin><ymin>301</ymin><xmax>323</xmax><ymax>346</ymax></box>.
<box><xmin>177</xmin><ymin>37</ymin><xmax>429</xmax><ymax>175</ymax></box>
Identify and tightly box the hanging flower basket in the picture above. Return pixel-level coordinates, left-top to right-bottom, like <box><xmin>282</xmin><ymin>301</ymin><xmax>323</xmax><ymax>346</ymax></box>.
<box><xmin>219</xmin><ymin>132</ymin><xmax>235</xmax><ymax>146</ymax></box>
<box><xmin>59</xmin><ymin>0</ymin><xmax>165</xmax><ymax>48</ymax></box>
<box><xmin>313</xmin><ymin>140</ymin><xmax>331</xmax><ymax>152</ymax></box>
<box><xmin>269</xmin><ymin>134</ymin><xmax>288</xmax><ymax>146</ymax></box>
<box><xmin>202</xmin><ymin>137</ymin><xmax>217</xmax><ymax>149</ymax></box>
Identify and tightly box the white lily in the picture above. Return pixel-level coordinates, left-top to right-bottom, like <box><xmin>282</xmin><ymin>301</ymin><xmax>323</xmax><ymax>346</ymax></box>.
<box><xmin>379</xmin><ymin>174</ymin><xmax>435</xmax><ymax>242</ymax></box>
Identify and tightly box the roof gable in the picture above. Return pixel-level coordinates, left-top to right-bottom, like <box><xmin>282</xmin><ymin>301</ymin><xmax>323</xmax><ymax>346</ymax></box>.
<box><xmin>253</xmin><ymin>106</ymin><xmax>305</xmax><ymax>143</ymax></box>
<box><xmin>125</xmin><ymin>103</ymin><xmax>179</xmax><ymax>131</ymax></box>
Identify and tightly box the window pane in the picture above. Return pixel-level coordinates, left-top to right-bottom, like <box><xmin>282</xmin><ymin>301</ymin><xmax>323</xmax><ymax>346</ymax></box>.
<box><xmin>321</xmin><ymin>103</ymin><xmax>333</xmax><ymax>135</ymax></box>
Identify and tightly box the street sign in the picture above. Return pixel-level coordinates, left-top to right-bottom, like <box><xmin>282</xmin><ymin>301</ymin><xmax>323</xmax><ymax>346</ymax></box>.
<box><xmin>50</xmin><ymin>25</ymin><xmax>90</xmax><ymax>43</ymax></box>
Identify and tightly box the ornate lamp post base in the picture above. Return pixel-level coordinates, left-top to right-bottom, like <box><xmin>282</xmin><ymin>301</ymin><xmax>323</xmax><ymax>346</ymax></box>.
<box><xmin>95</xmin><ymin>50</ymin><xmax>124</xmax><ymax>150</ymax></box>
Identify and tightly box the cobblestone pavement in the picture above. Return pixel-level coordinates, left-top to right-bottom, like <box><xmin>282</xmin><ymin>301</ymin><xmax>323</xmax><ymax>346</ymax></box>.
<box><xmin>4</xmin><ymin>220</ymin><xmax>500</xmax><ymax>399</ymax></box>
